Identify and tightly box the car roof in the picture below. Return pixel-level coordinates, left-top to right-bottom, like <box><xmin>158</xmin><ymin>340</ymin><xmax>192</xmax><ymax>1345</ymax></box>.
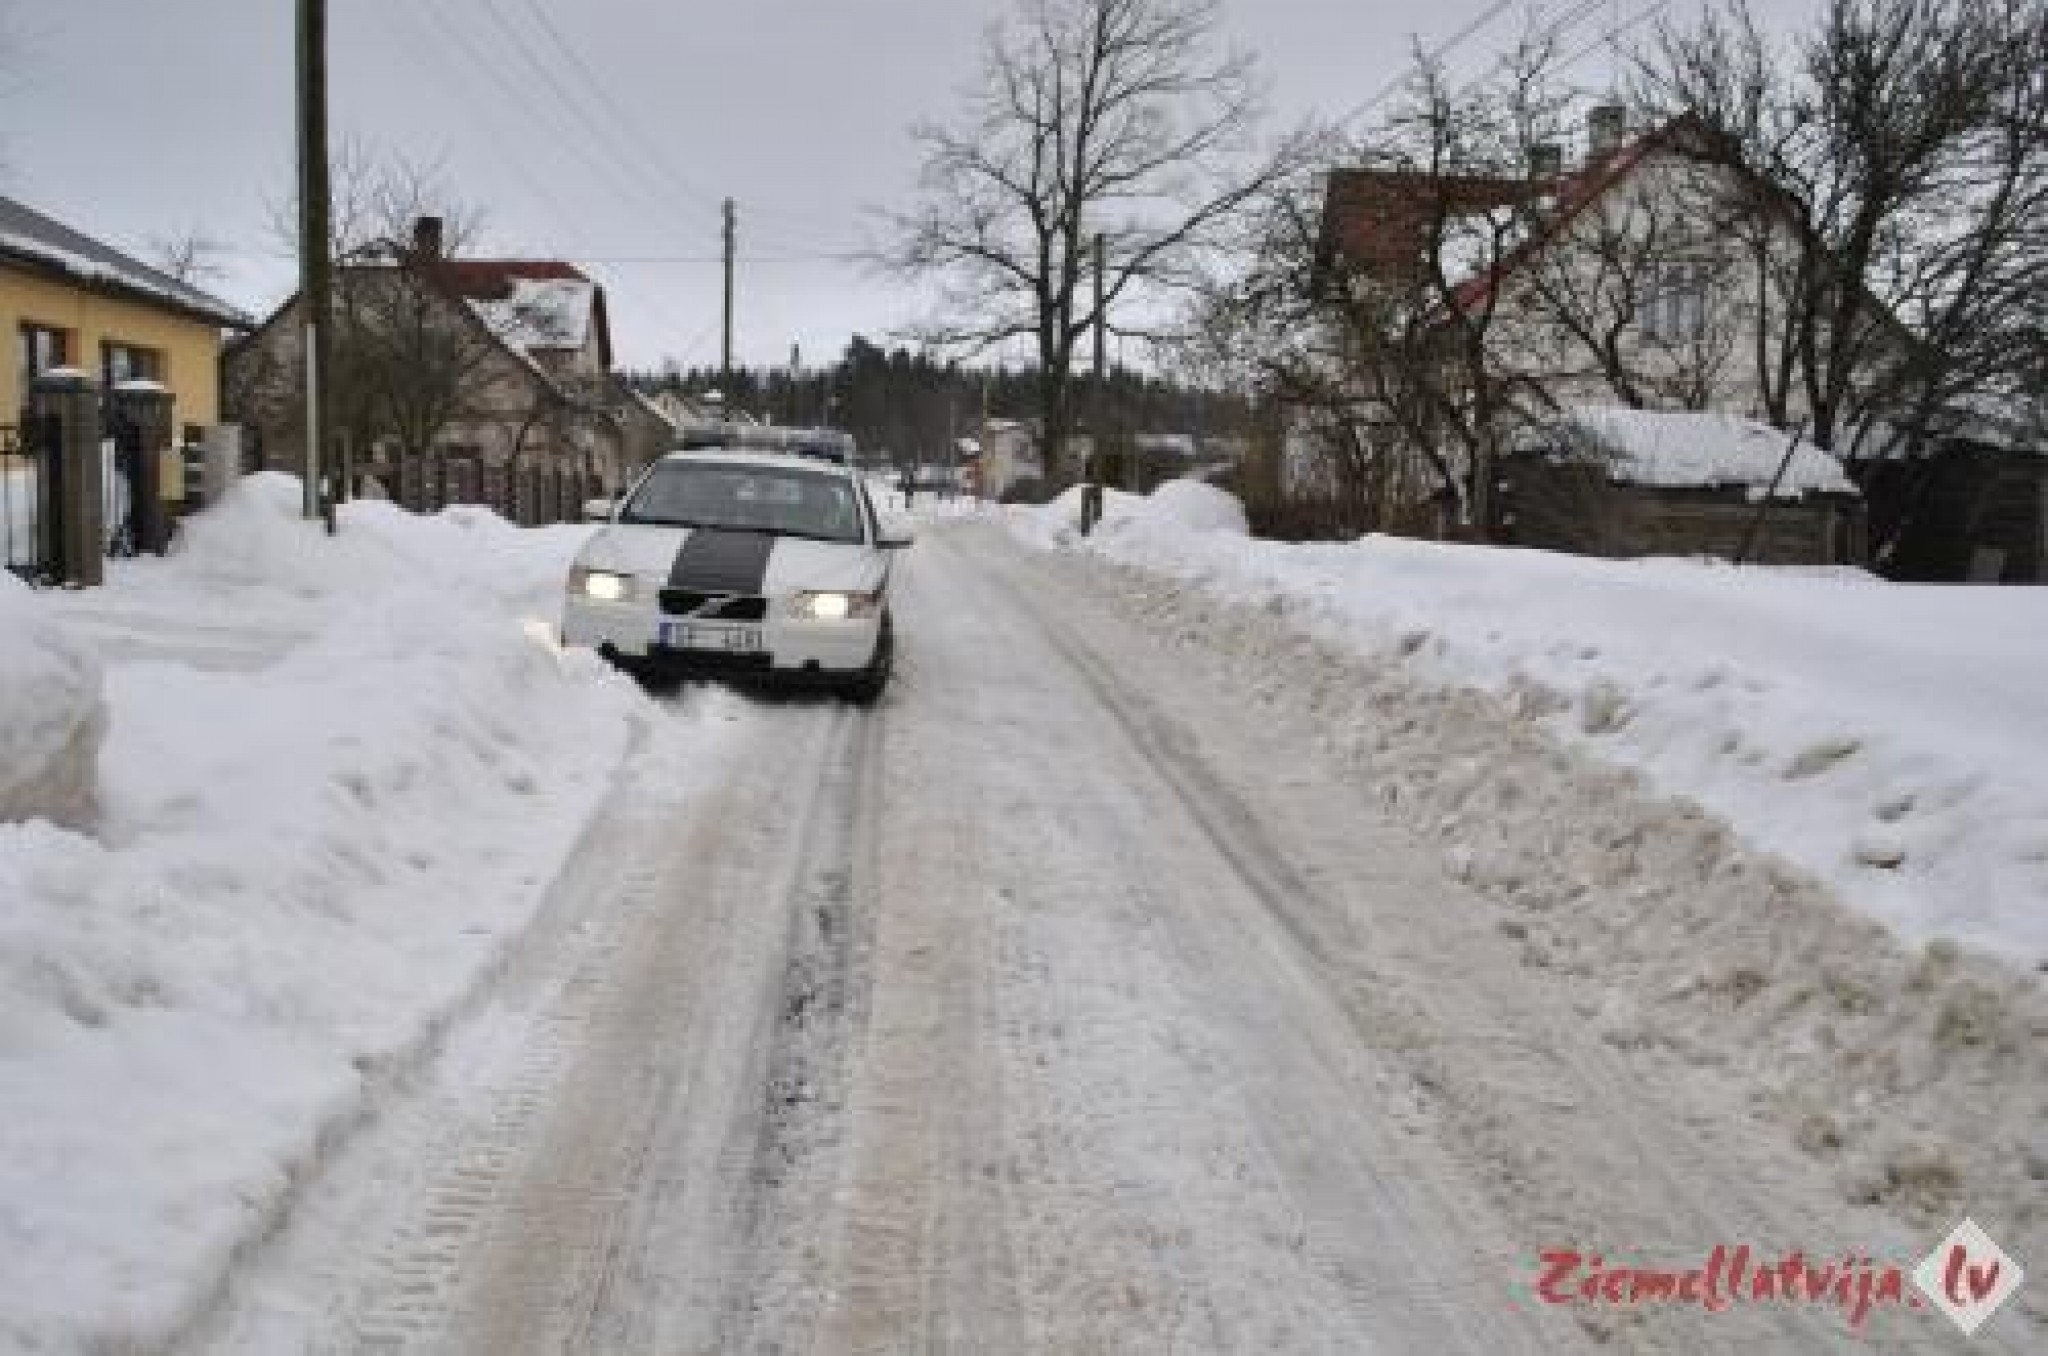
<box><xmin>655</xmin><ymin>448</ymin><xmax>855</xmax><ymax>478</ymax></box>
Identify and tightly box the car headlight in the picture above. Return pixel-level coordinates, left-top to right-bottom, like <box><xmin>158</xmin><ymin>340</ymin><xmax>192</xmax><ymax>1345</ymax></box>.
<box><xmin>789</xmin><ymin>589</ymin><xmax>880</xmax><ymax>620</ymax></box>
<box><xmin>570</xmin><ymin>567</ymin><xmax>635</xmax><ymax>603</ymax></box>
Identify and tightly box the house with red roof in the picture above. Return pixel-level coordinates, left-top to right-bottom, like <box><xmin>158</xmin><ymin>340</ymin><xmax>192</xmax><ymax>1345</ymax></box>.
<box><xmin>1316</xmin><ymin>108</ymin><xmax>1838</xmax><ymax>423</ymax></box>
<box><xmin>1306</xmin><ymin>106</ymin><xmax>1893</xmax><ymax>563</ymax></box>
<box><xmin>225</xmin><ymin>218</ymin><xmax>667</xmax><ymax>524</ymax></box>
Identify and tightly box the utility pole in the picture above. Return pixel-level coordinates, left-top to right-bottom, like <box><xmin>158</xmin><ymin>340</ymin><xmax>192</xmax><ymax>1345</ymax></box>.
<box><xmin>721</xmin><ymin>197</ymin><xmax>736</xmax><ymax>392</ymax></box>
<box><xmin>946</xmin><ymin>394</ymin><xmax>957</xmax><ymax>502</ymax></box>
<box><xmin>978</xmin><ymin>367</ymin><xmax>990</xmax><ymax>503</ymax></box>
<box><xmin>1079</xmin><ymin>230</ymin><xmax>1108</xmax><ymax>534</ymax></box>
<box><xmin>1092</xmin><ymin>230</ymin><xmax>1107</xmax><ymax>484</ymax></box>
<box><xmin>296</xmin><ymin>0</ymin><xmax>332</xmax><ymax>527</ymax></box>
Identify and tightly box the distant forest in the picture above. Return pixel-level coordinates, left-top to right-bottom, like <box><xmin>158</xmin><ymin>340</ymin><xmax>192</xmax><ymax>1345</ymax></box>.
<box><xmin>622</xmin><ymin>335</ymin><xmax>1253</xmax><ymax>464</ymax></box>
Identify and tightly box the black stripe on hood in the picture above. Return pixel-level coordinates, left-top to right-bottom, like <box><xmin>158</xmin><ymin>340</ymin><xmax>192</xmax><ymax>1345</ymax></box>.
<box><xmin>667</xmin><ymin>528</ymin><xmax>777</xmax><ymax>594</ymax></box>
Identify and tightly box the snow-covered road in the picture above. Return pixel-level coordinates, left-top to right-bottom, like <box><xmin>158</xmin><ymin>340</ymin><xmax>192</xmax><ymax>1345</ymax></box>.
<box><xmin>186</xmin><ymin>521</ymin><xmax>2024</xmax><ymax>1354</ymax></box>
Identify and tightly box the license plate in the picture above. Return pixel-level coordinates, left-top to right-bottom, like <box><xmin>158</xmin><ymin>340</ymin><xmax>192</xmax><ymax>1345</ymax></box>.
<box><xmin>660</xmin><ymin>622</ymin><xmax>763</xmax><ymax>653</ymax></box>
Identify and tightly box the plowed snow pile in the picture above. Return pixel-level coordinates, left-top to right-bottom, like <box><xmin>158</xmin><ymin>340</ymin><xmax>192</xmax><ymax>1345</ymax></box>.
<box><xmin>0</xmin><ymin>577</ymin><xmax>102</xmax><ymax>825</ymax></box>
<box><xmin>1021</xmin><ymin>481</ymin><xmax>2048</xmax><ymax>963</ymax></box>
<box><xmin>0</xmin><ymin>475</ymin><xmax>648</xmax><ymax>1352</ymax></box>
<box><xmin>1007</xmin><ymin>481</ymin><xmax>2047</xmax><ymax>1323</ymax></box>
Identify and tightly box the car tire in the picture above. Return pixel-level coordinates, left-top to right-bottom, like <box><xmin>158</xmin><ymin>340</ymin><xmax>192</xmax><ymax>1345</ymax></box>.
<box><xmin>842</xmin><ymin>614</ymin><xmax>894</xmax><ymax>706</ymax></box>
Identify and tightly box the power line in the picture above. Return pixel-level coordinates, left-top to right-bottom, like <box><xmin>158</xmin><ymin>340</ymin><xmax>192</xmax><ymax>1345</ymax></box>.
<box><xmin>506</xmin><ymin>0</ymin><xmax>724</xmax><ymax>218</ymax></box>
<box><xmin>458</xmin><ymin>2</ymin><xmax>869</xmax><ymax>288</ymax></box>
<box><xmin>1336</xmin><ymin>0</ymin><xmax>1519</xmax><ymax>126</ymax></box>
<box><xmin>375</xmin><ymin>1</ymin><xmax>590</xmax><ymax>249</ymax></box>
<box><xmin>504</xmin><ymin>0</ymin><xmax>862</xmax><ymax>255</ymax></box>
<box><xmin>534</xmin><ymin>253</ymin><xmax>865</xmax><ymax>265</ymax></box>
<box><xmin>381</xmin><ymin>1</ymin><xmax>726</xmax><ymax>348</ymax></box>
<box><xmin>1337</xmin><ymin>0</ymin><xmax>1620</xmax><ymax>129</ymax></box>
<box><xmin>465</xmin><ymin>0</ymin><xmax>719</xmax><ymax>233</ymax></box>
<box><xmin>391</xmin><ymin>1</ymin><xmax>864</xmax><ymax>262</ymax></box>
<box><xmin>1558</xmin><ymin>0</ymin><xmax>1676</xmax><ymax>74</ymax></box>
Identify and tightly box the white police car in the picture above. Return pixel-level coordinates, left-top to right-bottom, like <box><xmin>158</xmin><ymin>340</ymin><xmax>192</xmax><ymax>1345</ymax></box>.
<box><xmin>561</xmin><ymin>451</ymin><xmax>912</xmax><ymax>701</ymax></box>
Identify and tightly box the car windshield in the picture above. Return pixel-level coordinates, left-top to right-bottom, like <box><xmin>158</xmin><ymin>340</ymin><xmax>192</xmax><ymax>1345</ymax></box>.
<box><xmin>619</xmin><ymin>461</ymin><xmax>866</xmax><ymax>544</ymax></box>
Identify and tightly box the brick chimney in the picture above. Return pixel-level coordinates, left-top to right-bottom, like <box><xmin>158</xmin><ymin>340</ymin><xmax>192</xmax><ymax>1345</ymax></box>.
<box><xmin>1586</xmin><ymin>104</ymin><xmax>1626</xmax><ymax>164</ymax></box>
<box><xmin>412</xmin><ymin>214</ymin><xmax>445</xmax><ymax>260</ymax></box>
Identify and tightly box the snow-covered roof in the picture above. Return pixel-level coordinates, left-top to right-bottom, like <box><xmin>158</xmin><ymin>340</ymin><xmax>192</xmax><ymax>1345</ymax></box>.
<box><xmin>1133</xmin><ymin>433</ymin><xmax>1198</xmax><ymax>457</ymax></box>
<box><xmin>1944</xmin><ymin>394</ymin><xmax>2046</xmax><ymax>455</ymax></box>
<box><xmin>630</xmin><ymin>388</ymin><xmax>679</xmax><ymax>428</ymax></box>
<box><xmin>0</xmin><ymin>195</ymin><xmax>251</xmax><ymax>327</ymax></box>
<box><xmin>467</xmin><ymin>275</ymin><xmax>596</xmax><ymax>352</ymax></box>
<box><xmin>1533</xmin><ymin>406</ymin><xmax>1857</xmax><ymax>497</ymax></box>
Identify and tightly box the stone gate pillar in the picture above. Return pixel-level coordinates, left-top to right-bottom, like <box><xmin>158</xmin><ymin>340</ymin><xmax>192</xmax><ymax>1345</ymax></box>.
<box><xmin>108</xmin><ymin>379</ymin><xmax>176</xmax><ymax>555</ymax></box>
<box><xmin>29</xmin><ymin>369</ymin><xmax>103</xmax><ymax>587</ymax></box>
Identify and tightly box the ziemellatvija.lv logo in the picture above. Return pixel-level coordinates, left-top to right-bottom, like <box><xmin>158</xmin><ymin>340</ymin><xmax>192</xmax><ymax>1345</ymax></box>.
<box><xmin>1913</xmin><ymin>1218</ymin><xmax>2023</xmax><ymax>1336</ymax></box>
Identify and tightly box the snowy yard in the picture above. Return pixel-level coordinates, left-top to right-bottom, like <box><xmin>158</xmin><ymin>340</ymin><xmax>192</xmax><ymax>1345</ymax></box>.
<box><xmin>0</xmin><ymin>476</ymin><xmax>651</xmax><ymax>1351</ymax></box>
<box><xmin>1015</xmin><ymin>481</ymin><xmax>2048</xmax><ymax>965</ymax></box>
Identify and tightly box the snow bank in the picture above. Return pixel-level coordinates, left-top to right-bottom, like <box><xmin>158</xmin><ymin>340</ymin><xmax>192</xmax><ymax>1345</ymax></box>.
<box><xmin>0</xmin><ymin>575</ymin><xmax>102</xmax><ymax>826</ymax></box>
<box><xmin>1008</xmin><ymin>497</ymin><xmax>2048</xmax><ymax>966</ymax></box>
<box><xmin>0</xmin><ymin>475</ymin><xmax>648</xmax><ymax>1352</ymax></box>
<box><xmin>1011</xmin><ymin>478</ymin><xmax>1247</xmax><ymax>548</ymax></box>
<box><xmin>1143</xmin><ymin>478</ymin><xmax>1251</xmax><ymax>535</ymax></box>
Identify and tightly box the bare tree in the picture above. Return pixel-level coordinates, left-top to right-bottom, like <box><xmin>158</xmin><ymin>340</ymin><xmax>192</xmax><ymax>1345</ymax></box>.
<box><xmin>886</xmin><ymin>0</ymin><xmax>1287</xmax><ymax>483</ymax></box>
<box><xmin>234</xmin><ymin>145</ymin><xmax>545</xmax><ymax>502</ymax></box>
<box><xmin>1177</xmin><ymin>142</ymin><xmax>1440</xmax><ymax>536</ymax></box>
<box><xmin>1185</xmin><ymin>33</ymin><xmax>1577</xmax><ymax>537</ymax></box>
<box><xmin>267</xmin><ymin>138</ymin><xmax>488</xmax><ymax>265</ymax></box>
<box><xmin>1504</xmin><ymin>151</ymin><xmax>1748</xmax><ymax>412</ymax></box>
<box><xmin>1645</xmin><ymin>0</ymin><xmax>2047</xmax><ymax>463</ymax></box>
<box><xmin>148</xmin><ymin>230</ymin><xmax>231</xmax><ymax>288</ymax></box>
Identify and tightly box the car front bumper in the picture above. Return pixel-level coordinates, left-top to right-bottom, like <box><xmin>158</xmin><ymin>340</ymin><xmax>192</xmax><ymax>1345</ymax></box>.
<box><xmin>562</xmin><ymin>593</ymin><xmax>884</xmax><ymax>679</ymax></box>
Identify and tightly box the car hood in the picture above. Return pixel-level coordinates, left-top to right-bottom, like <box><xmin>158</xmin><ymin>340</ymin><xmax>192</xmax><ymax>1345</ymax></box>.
<box><xmin>577</xmin><ymin>524</ymin><xmax>887</xmax><ymax>594</ymax></box>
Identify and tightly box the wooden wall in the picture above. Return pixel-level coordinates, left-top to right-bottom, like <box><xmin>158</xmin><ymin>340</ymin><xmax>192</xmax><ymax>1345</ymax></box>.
<box><xmin>1498</xmin><ymin>458</ymin><xmax>1865</xmax><ymax>565</ymax></box>
<box><xmin>1859</xmin><ymin>446</ymin><xmax>2047</xmax><ymax>583</ymax></box>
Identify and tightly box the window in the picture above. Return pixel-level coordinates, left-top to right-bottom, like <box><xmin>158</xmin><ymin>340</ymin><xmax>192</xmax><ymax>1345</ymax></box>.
<box><xmin>18</xmin><ymin>323</ymin><xmax>69</xmax><ymax>405</ymax></box>
<box><xmin>1640</xmin><ymin>262</ymin><xmax>1711</xmax><ymax>342</ymax></box>
<box><xmin>621</xmin><ymin>460</ymin><xmax>864</xmax><ymax>543</ymax></box>
<box><xmin>101</xmin><ymin>341</ymin><xmax>164</xmax><ymax>389</ymax></box>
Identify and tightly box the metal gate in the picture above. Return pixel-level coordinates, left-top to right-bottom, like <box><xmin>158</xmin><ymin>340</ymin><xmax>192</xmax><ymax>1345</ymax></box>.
<box><xmin>101</xmin><ymin>427</ymin><xmax>137</xmax><ymax>559</ymax></box>
<box><xmin>0</xmin><ymin>422</ymin><xmax>37</xmax><ymax>582</ymax></box>
<box><xmin>0</xmin><ymin>418</ymin><xmax>69</xmax><ymax>583</ymax></box>
<box><xmin>4</xmin><ymin>415</ymin><xmax>143</xmax><ymax>583</ymax></box>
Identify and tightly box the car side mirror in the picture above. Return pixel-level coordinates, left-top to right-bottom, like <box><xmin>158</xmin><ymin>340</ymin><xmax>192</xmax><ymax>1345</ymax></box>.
<box><xmin>582</xmin><ymin>496</ymin><xmax>616</xmax><ymax>523</ymax></box>
<box><xmin>878</xmin><ymin>520</ymin><xmax>917</xmax><ymax>549</ymax></box>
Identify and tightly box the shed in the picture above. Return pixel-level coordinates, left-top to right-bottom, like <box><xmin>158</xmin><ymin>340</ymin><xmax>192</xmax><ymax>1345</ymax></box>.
<box><xmin>1498</xmin><ymin>407</ymin><xmax>1866</xmax><ymax>565</ymax></box>
<box><xmin>1851</xmin><ymin>403</ymin><xmax>2047</xmax><ymax>583</ymax></box>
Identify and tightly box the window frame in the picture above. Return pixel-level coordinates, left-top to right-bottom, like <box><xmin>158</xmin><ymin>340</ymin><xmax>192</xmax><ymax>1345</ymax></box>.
<box><xmin>100</xmin><ymin>339</ymin><xmax>166</xmax><ymax>390</ymax></box>
<box><xmin>18</xmin><ymin>322</ymin><xmax>71</xmax><ymax>405</ymax></box>
<box><xmin>1640</xmin><ymin>261</ymin><xmax>1711</xmax><ymax>344</ymax></box>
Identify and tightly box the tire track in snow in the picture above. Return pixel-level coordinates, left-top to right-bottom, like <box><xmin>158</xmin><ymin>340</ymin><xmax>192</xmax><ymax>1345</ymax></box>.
<box><xmin>965</xmin><ymin>521</ymin><xmax>2009</xmax><ymax>1355</ymax></box>
<box><xmin>448</xmin><ymin>700</ymin><xmax>863</xmax><ymax>1355</ymax></box>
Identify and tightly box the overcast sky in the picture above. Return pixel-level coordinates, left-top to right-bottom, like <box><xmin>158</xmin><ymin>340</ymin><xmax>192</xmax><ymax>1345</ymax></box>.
<box><xmin>1</xmin><ymin>0</ymin><xmax>1818</xmax><ymax>371</ymax></box>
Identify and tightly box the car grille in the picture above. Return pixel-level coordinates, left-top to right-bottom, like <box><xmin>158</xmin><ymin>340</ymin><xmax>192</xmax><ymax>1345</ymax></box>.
<box><xmin>659</xmin><ymin>590</ymin><xmax>768</xmax><ymax>621</ymax></box>
<box><xmin>647</xmin><ymin>647</ymin><xmax>773</xmax><ymax>673</ymax></box>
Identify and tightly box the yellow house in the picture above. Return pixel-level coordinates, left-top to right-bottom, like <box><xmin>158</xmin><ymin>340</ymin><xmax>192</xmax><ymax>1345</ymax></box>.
<box><xmin>2</xmin><ymin>195</ymin><xmax>249</xmax><ymax>427</ymax></box>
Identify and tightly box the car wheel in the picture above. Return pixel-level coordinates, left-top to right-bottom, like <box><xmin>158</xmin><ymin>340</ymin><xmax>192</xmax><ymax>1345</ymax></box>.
<box><xmin>842</xmin><ymin>615</ymin><xmax>894</xmax><ymax>705</ymax></box>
